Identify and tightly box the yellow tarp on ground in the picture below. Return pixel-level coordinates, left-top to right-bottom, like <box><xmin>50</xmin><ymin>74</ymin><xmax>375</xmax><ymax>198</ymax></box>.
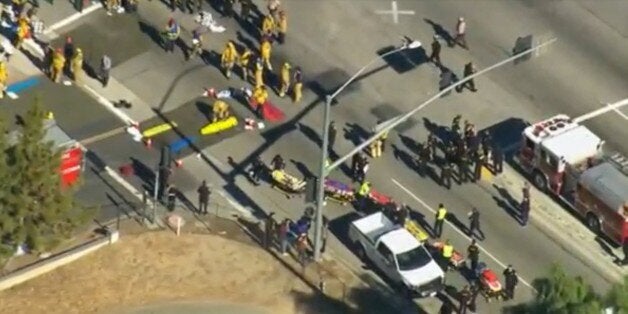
<box><xmin>142</xmin><ymin>122</ymin><xmax>178</xmax><ymax>138</ymax></box>
<box><xmin>200</xmin><ymin>116</ymin><xmax>238</xmax><ymax>135</ymax></box>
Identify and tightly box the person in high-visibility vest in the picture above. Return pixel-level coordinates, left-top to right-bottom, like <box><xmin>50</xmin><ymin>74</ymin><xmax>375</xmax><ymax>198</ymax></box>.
<box><xmin>212</xmin><ymin>100</ymin><xmax>230</xmax><ymax>122</ymax></box>
<box><xmin>380</xmin><ymin>130</ymin><xmax>389</xmax><ymax>152</ymax></box>
<box><xmin>163</xmin><ymin>18</ymin><xmax>180</xmax><ymax>53</ymax></box>
<box><xmin>434</xmin><ymin>203</ymin><xmax>447</xmax><ymax>237</ymax></box>
<box><xmin>221</xmin><ymin>41</ymin><xmax>238</xmax><ymax>79</ymax></box>
<box><xmin>252</xmin><ymin>85</ymin><xmax>268</xmax><ymax>117</ymax></box>
<box><xmin>441</xmin><ymin>239</ymin><xmax>454</xmax><ymax>271</ymax></box>
<box><xmin>238</xmin><ymin>48</ymin><xmax>252</xmax><ymax>82</ymax></box>
<box><xmin>357</xmin><ymin>181</ymin><xmax>371</xmax><ymax>211</ymax></box>
<box><xmin>70</xmin><ymin>48</ymin><xmax>84</xmax><ymax>84</ymax></box>
<box><xmin>278</xmin><ymin>62</ymin><xmax>290</xmax><ymax>98</ymax></box>
<box><xmin>50</xmin><ymin>48</ymin><xmax>65</xmax><ymax>83</ymax></box>
<box><xmin>292</xmin><ymin>66</ymin><xmax>302</xmax><ymax>103</ymax></box>
<box><xmin>260</xmin><ymin>38</ymin><xmax>272</xmax><ymax>70</ymax></box>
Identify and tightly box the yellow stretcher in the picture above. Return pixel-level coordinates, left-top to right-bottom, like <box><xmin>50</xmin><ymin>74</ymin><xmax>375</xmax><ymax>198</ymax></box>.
<box><xmin>142</xmin><ymin>122</ymin><xmax>178</xmax><ymax>138</ymax></box>
<box><xmin>404</xmin><ymin>219</ymin><xmax>430</xmax><ymax>242</ymax></box>
<box><xmin>200</xmin><ymin>116</ymin><xmax>238</xmax><ymax>135</ymax></box>
<box><xmin>271</xmin><ymin>170</ymin><xmax>306</xmax><ymax>194</ymax></box>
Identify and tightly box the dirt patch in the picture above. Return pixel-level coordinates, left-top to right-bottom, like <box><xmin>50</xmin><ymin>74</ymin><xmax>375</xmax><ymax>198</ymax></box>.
<box><xmin>0</xmin><ymin>230</ymin><xmax>349</xmax><ymax>314</ymax></box>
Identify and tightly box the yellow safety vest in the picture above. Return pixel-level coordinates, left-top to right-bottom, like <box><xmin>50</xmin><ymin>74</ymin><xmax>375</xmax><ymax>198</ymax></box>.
<box><xmin>443</xmin><ymin>244</ymin><xmax>453</xmax><ymax>258</ymax></box>
<box><xmin>358</xmin><ymin>183</ymin><xmax>370</xmax><ymax>196</ymax></box>
<box><xmin>437</xmin><ymin>208</ymin><xmax>447</xmax><ymax>220</ymax></box>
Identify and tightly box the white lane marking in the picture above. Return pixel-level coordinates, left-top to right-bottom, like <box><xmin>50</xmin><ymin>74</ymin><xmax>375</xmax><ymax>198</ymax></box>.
<box><xmin>611</xmin><ymin>106</ymin><xmax>628</xmax><ymax>120</ymax></box>
<box><xmin>391</xmin><ymin>178</ymin><xmax>535</xmax><ymax>290</ymax></box>
<box><xmin>375</xmin><ymin>1</ymin><xmax>415</xmax><ymax>24</ymax></box>
<box><xmin>82</xmin><ymin>84</ymin><xmax>137</xmax><ymax>126</ymax></box>
<box><xmin>44</xmin><ymin>3</ymin><xmax>103</xmax><ymax>36</ymax></box>
<box><xmin>573</xmin><ymin>98</ymin><xmax>628</xmax><ymax>123</ymax></box>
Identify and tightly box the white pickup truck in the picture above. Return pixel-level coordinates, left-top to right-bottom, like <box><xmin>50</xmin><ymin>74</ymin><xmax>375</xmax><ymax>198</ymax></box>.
<box><xmin>348</xmin><ymin>212</ymin><xmax>444</xmax><ymax>297</ymax></box>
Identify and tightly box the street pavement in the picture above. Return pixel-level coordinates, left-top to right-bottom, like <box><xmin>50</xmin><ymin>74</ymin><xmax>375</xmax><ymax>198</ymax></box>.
<box><xmin>7</xmin><ymin>0</ymin><xmax>628</xmax><ymax>313</ymax></box>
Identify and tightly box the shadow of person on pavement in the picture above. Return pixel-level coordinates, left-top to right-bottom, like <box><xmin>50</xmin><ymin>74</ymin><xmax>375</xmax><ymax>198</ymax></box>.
<box><xmin>138</xmin><ymin>20</ymin><xmax>164</xmax><ymax>49</ymax></box>
<box><xmin>424</xmin><ymin>18</ymin><xmax>454</xmax><ymax>46</ymax></box>
<box><xmin>291</xmin><ymin>159</ymin><xmax>314</xmax><ymax>179</ymax></box>
<box><xmin>423</xmin><ymin>117</ymin><xmax>452</xmax><ymax>145</ymax></box>
<box><xmin>343</xmin><ymin>122</ymin><xmax>370</xmax><ymax>147</ymax></box>
<box><xmin>298</xmin><ymin>122</ymin><xmax>322</xmax><ymax>148</ymax></box>
<box><xmin>407</xmin><ymin>206</ymin><xmax>435</xmax><ymax>238</ymax></box>
<box><xmin>492</xmin><ymin>184</ymin><xmax>523</xmax><ymax>224</ymax></box>
<box><xmin>391</xmin><ymin>144</ymin><xmax>422</xmax><ymax>177</ymax></box>
<box><xmin>326</xmin><ymin>149</ymin><xmax>355</xmax><ymax>179</ymax></box>
<box><xmin>235</xmin><ymin>10</ymin><xmax>262</xmax><ymax>42</ymax></box>
<box><xmin>398</xmin><ymin>134</ymin><xmax>421</xmax><ymax>154</ymax></box>
<box><xmin>445</xmin><ymin>212</ymin><xmax>469</xmax><ymax>236</ymax></box>
<box><xmin>236</xmin><ymin>31</ymin><xmax>259</xmax><ymax>54</ymax></box>
<box><xmin>130</xmin><ymin>157</ymin><xmax>157</xmax><ymax>191</ymax></box>
<box><xmin>195</xmin><ymin>100</ymin><xmax>212</xmax><ymax>121</ymax></box>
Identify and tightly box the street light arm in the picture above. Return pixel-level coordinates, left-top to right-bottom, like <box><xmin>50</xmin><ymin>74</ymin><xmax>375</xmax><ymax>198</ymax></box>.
<box><xmin>329</xmin><ymin>44</ymin><xmax>411</xmax><ymax>100</ymax></box>
<box><xmin>326</xmin><ymin>37</ymin><xmax>558</xmax><ymax>172</ymax></box>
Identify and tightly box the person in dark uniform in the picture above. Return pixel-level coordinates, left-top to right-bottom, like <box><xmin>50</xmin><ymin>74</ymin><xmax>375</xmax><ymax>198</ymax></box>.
<box><xmin>451</xmin><ymin>115</ymin><xmax>462</xmax><ymax>138</ymax></box>
<box><xmin>467</xmin><ymin>239</ymin><xmax>480</xmax><ymax>273</ymax></box>
<box><xmin>166</xmin><ymin>184</ymin><xmax>177</xmax><ymax>211</ymax></box>
<box><xmin>468</xmin><ymin>207</ymin><xmax>484</xmax><ymax>240</ymax></box>
<box><xmin>458</xmin><ymin>285</ymin><xmax>471</xmax><ymax>314</ymax></box>
<box><xmin>457</xmin><ymin>62</ymin><xmax>477</xmax><ymax>92</ymax></box>
<box><xmin>428</xmin><ymin>35</ymin><xmax>442</xmax><ymax>64</ymax></box>
<box><xmin>457</xmin><ymin>152</ymin><xmax>469</xmax><ymax>183</ymax></box>
<box><xmin>473</xmin><ymin>151</ymin><xmax>485</xmax><ymax>182</ymax></box>
<box><xmin>351</xmin><ymin>153</ymin><xmax>361</xmax><ymax>182</ymax></box>
<box><xmin>427</xmin><ymin>132</ymin><xmax>438</xmax><ymax>160</ymax></box>
<box><xmin>469</xmin><ymin>282</ymin><xmax>480</xmax><ymax>312</ymax></box>
<box><xmin>271</xmin><ymin>154</ymin><xmax>285</xmax><ymax>170</ymax></box>
<box><xmin>492</xmin><ymin>144</ymin><xmax>504</xmax><ymax>174</ymax></box>
<box><xmin>197</xmin><ymin>180</ymin><xmax>210</xmax><ymax>214</ymax></box>
<box><xmin>503</xmin><ymin>265</ymin><xmax>519</xmax><ymax>300</ymax></box>
<box><xmin>440</xmin><ymin>162</ymin><xmax>452</xmax><ymax>189</ymax></box>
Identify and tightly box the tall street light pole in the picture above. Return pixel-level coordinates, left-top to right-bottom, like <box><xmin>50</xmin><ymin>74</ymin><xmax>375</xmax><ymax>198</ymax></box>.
<box><xmin>313</xmin><ymin>38</ymin><xmax>422</xmax><ymax>262</ymax></box>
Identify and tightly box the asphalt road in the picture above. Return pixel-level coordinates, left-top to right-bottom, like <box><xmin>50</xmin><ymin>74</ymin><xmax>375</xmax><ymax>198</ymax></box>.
<box><xmin>19</xmin><ymin>0</ymin><xmax>628</xmax><ymax>312</ymax></box>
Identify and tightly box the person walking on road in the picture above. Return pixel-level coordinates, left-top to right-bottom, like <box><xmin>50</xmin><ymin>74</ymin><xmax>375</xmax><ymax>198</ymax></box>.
<box><xmin>357</xmin><ymin>181</ymin><xmax>371</xmax><ymax>211</ymax></box>
<box><xmin>296</xmin><ymin>233</ymin><xmax>309</xmax><ymax>265</ymax></box>
<box><xmin>100</xmin><ymin>54</ymin><xmax>111</xmax><ymax>87</ymax></box>
<box><xmin>292</xmin><ymin>66</ymin><xmax>303</xmax><ymax>103</ymax></box>
<box><xmin>260</xmin><ymin>38</ymin><xmax>273</xmax><ymax>70</ymax></box>
<box><xmin>523</xmin><ymin>181</ymin><xmax>531</xmax><ymax>200</ymax></box>
<box><xmin>520</xmin><ymin>197</ymin><xmax>530</xmax><ymax>227</ymax></box>
<box><xmin>238</xmin><ymin>47</ymin><xmax>252</xmax><ymax>82</ymax></box>
<box><xmin>70</xmin><ymin>48</ymin><xmax>84</xmax><ymax>84</ymax></box>
<box><xmin>458</xmin><ymin>285</ymin><xmax>471</xmax><ymax>314</ymax></box>
<box><xmin>197</xmin><ymin>180</ymin><xmax>210</xmax><ymax>214</ymax></box>
<box><xmin>434</xmin><ymin>203</ymin><xmax>447</xmax><ymax>237</ymax></box>
<box><xmin>278</xmin><ymin>218</ymin><xmax>290</xmax><ymax>255</ymax></box>
<box><xmin>503</xmin><ymin>265</ymin><xmax>519</xmax><ymax>300</ymax></box>
<box><xmin>492</xmin><ymin>144</ymin><xmax>504</xmax><ymax>174</ymax></box>
<box><xmin>441</xmin><ymin>239</ymin><xmax>454</xmax><ymax>271</ymax></box>
<box><xmin>50</xmin><ymin>48</ymin><xmax>65</xmax><ymax>83</ymax></box>
<box><xmin>468</xmin><ymin>207</ymin><xmax>484</xmax><ymax>240</ymax></box>
<box><xmin>453</xmin><ymin>17</ymin><xmax>468</xmax><ymax>49</ymax></box>
<box><xmin>440</xmin><ymin>162</ymin><xmax>452</xmax><ymax>189</ymax></box>
<box><xmin>428</xmin><ymin>35</ymin><xmax>442</xmax><ymax>64</ymax></box>
<box><xmin>276</xmin><ymin>10</ymin><xmax>287</xmax><ymax>44</ymax></box>
<box><xmin>467</xmin><ymin>239</ymin><xmax>480</xmax><ymax>273</ymax></box>
<box><xmin>188</xmin><ymin>29</ymin><xmax>203</xmax><ymax>61</ymax></box>
<box><xmin>163</xmin><ymin>18</ymin><xmax>180</xmax><ymax>53</ymax></box>
<box><xmin>278</xmin><ymin>62</ymin><xmax>290</xmax><ymax>97</ymax></box>
<box><xmin>457</xmin><ymin>62</ymin><xmax>477</xmax><ymax>92</ymax></box>
<box><xmin>327</xmin><ymin>121</ymin><xmax>337</xmax><ymax>153</ymax></box>
<box><xmin>261</xmin><ymin>14</ymin><xmax>275</xmax><ymax>38</ymax></box>
<box><xmin>254</xmin><ymin>58</ymin><xmax>264</xmax><ymax>87</ymax></box>
<box><xmin>221</xmin><ymin>41</ymin><xmax>238</xmax><ymax>79</ymax></box>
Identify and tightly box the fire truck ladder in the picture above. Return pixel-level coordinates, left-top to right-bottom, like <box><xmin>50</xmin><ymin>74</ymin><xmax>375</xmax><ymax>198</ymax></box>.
<box><xmin>608</xmin><ymin>152</ymin><xmax>628</xmax><ymax>175</ymax></box>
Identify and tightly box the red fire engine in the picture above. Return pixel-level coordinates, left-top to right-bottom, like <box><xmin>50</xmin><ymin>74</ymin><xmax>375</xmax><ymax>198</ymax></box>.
<box><xmin>516</xmin><ymin>114</ymin><xmax>628</xmax><ymax>245</ymax></box>
<box><xmin>8</xmin><ymin>119</ymin><xmax>84</xmax><ymax>187</ymax></box>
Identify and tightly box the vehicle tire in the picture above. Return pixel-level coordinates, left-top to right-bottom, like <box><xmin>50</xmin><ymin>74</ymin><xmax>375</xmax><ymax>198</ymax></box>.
<box><xmin>586</xmin><ymin>213</ymin><xmax>601</xmax><ymax>234</ymax></box>
<box><xmin>532</xmin><ymin>170</ymin><xmax>547</xmax><ymax>192</ymax></box>
<box><xmin>355</xmin><ymin>243</ymin><xmax>366</xmax><ymax>260</ymax></box>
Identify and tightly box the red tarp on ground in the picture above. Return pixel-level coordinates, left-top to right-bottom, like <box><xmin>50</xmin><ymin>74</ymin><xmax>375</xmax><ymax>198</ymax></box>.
<box><xmin>261</xmin><ymin>101</ymin><xmax>285</xmax><ymax>122</ymax></box>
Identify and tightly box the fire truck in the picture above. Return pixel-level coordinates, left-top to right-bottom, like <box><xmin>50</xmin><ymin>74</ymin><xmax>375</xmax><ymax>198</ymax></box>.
<box><xmin>515</xmin><ymin>114</ymin><xmax>628</xmax><ymax>245</ymax></box>
<box><xmin>8</xmin><ymin>119</ymin><xmax>85</xmax><ymax>187</ymax></box>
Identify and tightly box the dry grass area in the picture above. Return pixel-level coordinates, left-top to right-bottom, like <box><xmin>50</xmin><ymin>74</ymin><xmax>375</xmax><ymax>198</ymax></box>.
<box><xmin>0</xmin><ymin>230</ymin><xmax>350</xmax><ymax>314</ymax></box>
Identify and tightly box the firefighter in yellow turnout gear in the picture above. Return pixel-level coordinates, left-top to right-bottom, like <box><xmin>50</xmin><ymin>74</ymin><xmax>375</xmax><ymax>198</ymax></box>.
<box><xmin>279</xmin><ymin>62</ymin><xmax>290</xmax><ymax>98</ymax></box>
<box><xmin>254</xmin><ymin>58</ymin><xmax>264</xmax><ymax>88</ymax></box>
<box><xmin>50</xmin><ymin>48</ymin><xmax>66</xmax><ymax>83</ymax></box>
<box><xmin>70</xmin><ymin>48</ymin><xmax>84</xmax><ymax>84</ymax></box>
<box><xmin>238</xmin><ymin>48</ymin><xmax>252</xmax><ymax>82</ymax></box>
<box><xmin>0</xmin><ymin>62</ymin><xmax>7</xmax><ymax>99</ymax></box>
<box><xmin>221</xmin><ymin>41</ymin><xmax>238</xmax><ymax>79</ymax></box>
<box><xmin>212</xmin><ymin>100</ymin><xmax>230</xmax><ymax>123</ymax></box>
<box><xmin>260</xmin><ymin>38</ymin><xmax>272</xmax><ymax>70</ymax></box>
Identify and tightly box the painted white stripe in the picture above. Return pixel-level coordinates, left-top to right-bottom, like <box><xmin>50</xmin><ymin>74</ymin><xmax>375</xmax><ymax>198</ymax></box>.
<box><xmin>611</xmin><ymin>106</ymin><xmax>628</xmax><ymax>120</ymax></box>
<box><xmin>44</xmin><ymin>3</ymin><xmax>103</xmax><ymax>35</ymax></box>
<box><xmin>573</xmin><ymin>98</ymin><xmax>628</xmax><ymax>124</ymax></box>
<box><xmin>391</xmin><ymin>178</ymin><xmax>535</xmax><ymax>290</ymax></box>
<box><xmin>82</xmin><ymin>84</ymin><xmax>137</xmax><ymax>126</ymax></box>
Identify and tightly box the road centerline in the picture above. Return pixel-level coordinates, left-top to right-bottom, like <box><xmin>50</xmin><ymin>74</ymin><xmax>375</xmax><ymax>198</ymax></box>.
<box><xmin>391</xmin><ymin>178</ymin><xmax>535</xmax><ymax>290</ymax></box>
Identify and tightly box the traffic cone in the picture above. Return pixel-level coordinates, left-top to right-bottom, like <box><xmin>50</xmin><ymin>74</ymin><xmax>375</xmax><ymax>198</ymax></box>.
<box><xmin>174</xmin><ymin>159</ymin><xmax>183</xmax><ymax>168</ymax></box>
